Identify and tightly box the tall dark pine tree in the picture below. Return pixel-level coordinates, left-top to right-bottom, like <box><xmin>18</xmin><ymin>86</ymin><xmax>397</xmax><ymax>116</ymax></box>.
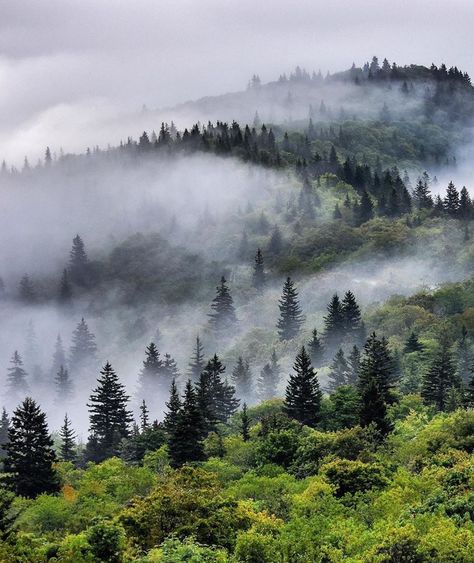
<box><xmin>7</xmin><ymin>351</ymin><xmax>29</xmax><ymax>402</ymax></box>
<box><xmin>358</xmin><ymin>332</ymin><xmax>397</xmax><ymax>405</ymax></box>
<box><xmin>257</xmin><ymin>363</ymin><xmax>278</xmax><ymax>402</ymax></box>
<box><xmin>341</xmin><ymin>290</ymin><xmax>364</xmax><ymax>342</ymax></box>
<box><xmin>347</xmin><ymin>345</ymin><xmax>361</xmax><ymax>385</ymax></box>
<box><xmin>58</xmin><ymin>269</ymin><xmax>73</xmax><ymax>304</ymax></box>
<box><xmin>241</xmin><ymin>403</ymin><xmax>250</xmax><ymax>442</ymax></box>
<box><xmin>138</xmin><ymin>342</ymin><xmax>163</xmax><ymax>399</ymax></box>
<box><xmin>232</xmin><ymin>357</ymin><xmax>252</xmax><ymax>400</ymax></box>
<box><xmin>197</xmin><ymin>355</ymin><xmax>239</xmax><ymax>433</ymax></box>
<box><xmin>187</xmin><ymin>335</ymin><xmax>205</xmax><ymax>382</ymax></box>
<box><xmin>252</xmin><ymin>248</ymin><xmax>266</xmax><ymax>288</ymax></box>
<box><xmin>163</xmin><ymin>379</ymin><xmax>181</xmax><ymax>435</ymax></box>
<box><xmin>168</xmin><ymin>380</ymin><xmax>204</xmax><ymax>467</ymax></box>
<box><xmin>55</xmin><ymin>366</ymin><xmax>73</xmax><ymax>403</ymax></box>
<box><xmin>308</xmin><ymin>328</ymin><xmax>325</xmax><ymax>368</ymax></box>
<box><xmin>69</xmin><ymin>318</ymin><xmax>97</xmax><ymax>374</ymax></box>
<box><xmin>59</xmin><ymin>414</ymin><xmax>77</xmax><ymax>462</ymax></box>
<box><xmin>4</xmin><ymin>398</ymin><xmax>58</xmax><ymax>497</ymax></box>
<box><xmin>355</xmin><ymin>190</ymin><xmax>374</xmax><ymax>225</ymax></box>
<box><xmin>51</xmin><ymin>334</ymin><xmax>67</xmax><ymax>379</ymax></box>
<box><xmin>404</xmin><ymin>332</ymin><xmax>424</xmax><ymax>353</ymax></box>
<box><xmin>358</xmin><ymin>375</ymin><xmax>392</xmax><ymax>437</ymax></box>
<box><xmin>87</xmin><ymin>362</ymin><xmax>133</xmax><ymax>461</ymax></box>
<box><xmin>277</xmin><ymin>277</ymin><xmax>304</xmax><ymax>341</ymax></box>
<box><xmin>327</xmin><ymin>349</ymin><xmax>350</xmax><ymax>391</ymax></box>
<box><xmin>69</xmin><ymin>234</ymin><xmax>89</xmax><ymax>286</ymax></box>
<box><xmin>284</xmin><ymin>346</ymin><xmax>322</xmax><ymax>427</ymax></box>
<box><xmin>139</xmin><ymin>400</ymin><xmax>150</xmax><ymax>432</ymax></box>
<box><xmin>323</xmin><ymin>294</ymin><xmax>345</xmax><ymax>352</ymax></box>
<box><xmin>421</xmin><ymin>342</ymin><xmax>458</xmax><ymax>411</ymax></box>
<box><xmin>0</xmin><ymin>408</ymin><xmax>9</xmax><ymax>460</ymax></box>
<box><xmin>444</xmin><ymin>181</ymin><xmax>460</xmax><ymax>217</ymax></box>
<box><xmin>208</xmin><ymin>277</ymin><xmax>237</xmax><ymax>332</ymax></box>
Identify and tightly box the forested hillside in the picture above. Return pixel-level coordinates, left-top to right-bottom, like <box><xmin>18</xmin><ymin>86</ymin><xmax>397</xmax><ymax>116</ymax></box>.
<box><xmin>1</xmin><ymin>59</ymin><xmax>474</xmax><ymax>562</ymax></box>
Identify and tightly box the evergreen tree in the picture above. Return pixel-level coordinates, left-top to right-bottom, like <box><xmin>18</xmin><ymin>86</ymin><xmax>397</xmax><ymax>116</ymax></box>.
<box><xmin>87</xmin><ymin>362</ymin><xmax>133</xmax><ymax>461</ymax></box>
<box><xmin>268</xmin><ymin>225</ymin><xmax>283</xmax><ymax>255</ymax></box>
<box><xmin>232</xmin><ymin>357</ymin><xmax>252</xmax><ymax>400</ymax></box>
<box><xmin>208</xmin><ymin>277</ymin><xmax>237</xmax><ymax>332</ymax></box>
<box><xmin>0</xmin><ymin>408</ymin><xmax>9</xmax><ymax>460</ymax></box>
<box><xmin>459</xmin><ymin>186</ymin><xmax>472</xmax><ymax>219</ymax></box>
<box><xmin>456</xmin><ymin>326</ymin><xmax>472</xmax><ymax>385</ymax></box>
<box><xmin>270</xmin><ymin>349</ymin><xmax>281</xmax><ymax>382</ymax></box>
<box><xmin>187</xmin><ymin>335</ymin><xmax>205</xmax><ymax>382</ymax></box>
<box><xmin>327</xmin><ymin>349</ymin><xmax>350</xmax><ymax>391</ymax></box>
<box><xmin>341</xmin><ymin>290</ymin><xmax>363</xmax><ymax>340</ymax></box>
<box><xmin>69</xmin><ymin>234</ymin><xmax>89</xmax><ymax>286</ymax></box>
<box><xmin>19</xmin><ymin>274</ymin><xmax>36</xmax><ymax>303</ymax></box>
<box><xmin>277</xmin><ymin>277</ymin><xmax>304</xmax><ymax>340</ymax></box>
<box><xmin>413</xmin><ymin>178</ymin><xmax>433</xmax><ymax>209</ymax></box>
<box><xmin>168</xmin><ymin>380</ymin><xmax>205</xmax><ymax>467</ymax></box>
<box><xmin>257</xmin><ymin>363</ymin><xmax>278</xmax><ymax>402</ymax></box>
<box><xmin>347</xmin><ymin>345</ymin><xmax>361</xmax><ymax>385</ymax></box>
<box><xmin>358</xmin><ymin>375</ymin><xmax>392</xmax><ymax>437</ymax></box>
<box><xmin>355</xmin><ymin>190</ymin><xmax>374</xmax><ymax>224</ymax></box>
<box><xmin>444</xmin><ymin>181</ymin><xmax>460</xmax><ymax>216</ymax></box>
<box><xmin>241</xmin><ymin>403</ymin><xmax>250</xmax><ymax>442</ymax></box>
<box><xmin>58</xmin><ymin>269</ymin><xmax>72</xmax><ymax>304</ymax></box>
<box><xmin>163</xmin><ymin>379</ymin><xmax>181</xmax><ymax>435</ymax></box>
<box><xmin>252</xmin><ymin>248</ymin><xmax>266</xmax><ymax>288</ymax></box>
<box><xmin>197</xmin><ymin>355</ymin><xmax>239</xmax><ymax>433</ymax></box>
<box><xmin>421</xmin><ymin>342</ymin><xmax>458</xmax><ymax>411</ymax></box>
<box><xmin>404</xmin><ymin>331</ymin><xmax>424</xmax><ymax>353</ymax></box>
<box><xmin>59</xmin><ymin>413</ymin><xmax>76</xmax><ymax>462</ymax></box>
<box><xmin>138</xmin><ymin>342</ymin><xmax>163</xmax><ymax>399</ymax></box>
<box><xmin>323</xmin><ymin>294</ymin><xmax>345</xmax><ymax>352</ymax></box>
<box><xmin>139</xmin><ymin>400</ymin><xmax>150</xmax><ymax>432</ymax></box>
<box><xmin>284</xmin><ymin>346</ymin><xmax>322</xmax><ymax>427</ymax></box>
<box><xmin>308</xmin><ymin>328</ymin><xmax>325</xmax><ymax>367</ymax></box>
<box><xmin>4</xmin><ymin>398</ymin><xmax>58</xmax><ymax>497</ymax></box>
<box><xmin>358</xmin><ymin>332</ymin><xmax>397</xmax><ymax>406</ymax></box>
<box><xmin>55</xmin><ymin>365</ymin><xmax>73</xmax><ymax>403</ymax></box>
<box><xmin>6</xmin><ymin>351</ymin><xmax>29</xmax><ymax>402</ymax></box>
<box><xmin>69</xmin><ymin>318</ymin><xmax>97</xmax><ymax>374</ymax></box>
<box><xmin>51</xmin><ymin>334</ymin><xmax>67</xmax><ymax>379</ymax></box>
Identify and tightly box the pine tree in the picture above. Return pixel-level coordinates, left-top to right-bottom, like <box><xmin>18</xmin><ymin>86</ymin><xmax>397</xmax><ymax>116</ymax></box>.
<box><xmin>208</xmin><ymin>277</ymin><xmax>237</xmax><ymax>332</ymax></box>
<box><xmin>347</xmin><ymin>345</ymin><xmax>361</xmax><ymax>385</ymax></box>
<box><xmin>323</xmin><ymin>294</ymin><xmax>345</xmax><ymax>352</ymax></box>
<box><xmin>341</xmin><ymin>290</ymin><xmax>363</xmax><ymax>341</ymax></box>
<box><xmin>4</xmin><ymin>398</ymin><xmax>58</xmax><ymax>497</ymax></box>
<box><xmin>459</xmin><ymin>186</ymin><xmax>472</xmax><ymax>219</ymax></box>
<box><xmin>163</xmin><ymin>379</ymin><xmax>181</xmax><ymax>435</ymax></box>
<box><xmin>358</xmin><ymin>332</ymin><xmax>397</xmax><ymax>406</ymax></box>
<box><xmin>162</xmin><ymin>353</ymin><xmax>180</xmax><ymax>383</ymax></box>
<box><xmin>58</xmin><ymin>269</ymin><xmax>72</xmax><ymax>304</ymax></box>
<box><xmin>252</xmin><ymin>248</ymin><xmax>266</xmax><ymax>288</ymax></box>
<box><xmin>308</xmin><ymin>329</ymin><xmax>325</xmax><ymax>367</ymax></box>
<box><xmin>284</xmin><ymin>346</ymin><xmax>322</xmax><ymax>427</ymax></box>
<box><xmin>444</xmin><ymin>181</ymin><xmax>460</xmax><ymax>217</ymax></box>
<box><xmin>7</xmin><ymin>351</ymin><xmax>29</xmax><ymax>402</ymax></box>
<box><xmin>69</xmin><ymin>318</ymin><xmax>97</xmax><ymax>374</ymax></box>
<box><xmin>87</xmin><ymin>362</ymin><xmax>133</xmax><ymax>461</ymax></box>
<box><xmin>51</xmin><ymin>334</ymin><xmax>67</xmax><ymax>379</ymax></box>
<box><xmin>19</xmin><ymin>274</ymin><xmax>36</xmax><ymax>303</ymax></box>
<box><xmin>55</xmin><ymin>366</ymin><xmax>73</xmax><ymax>403</ymax></box>
<box><xmin>138</xmin><ymin>342</ymin><xmax>163</xmax><ymax>399</ymax></box>
<box><xmin>355</xmin><ymin>190</ymin><xmax>374</xmax><ymax>225</ymax></box>
<box><xmin>59</xmin><ymin>413</ymin><xmax>77</xmax><ymax>462</ymax></box>
<box><xmin>404</xmin><ymin>331</ymin><xmax>424</xmax><ymax>353</ymax></box>
<box><xmin>327</xmin><ymin>349</ymin><xmax>350</xmax><ymax>391</ymax></box>
<box><xmin>168</xmin><ymin>380</ymin><xmax>205</xmax><ymax>467</ymax></box>
<box><xmin>277</xmin><ymin>277</ymin><xmax>304</xmax><ymax>340</ymax></box>
<box><xmin>257</xmin><ymin>363</ymin><xmax>278</xmax><ymax>402</ymax></box>
<box><xmin>232</xmin><ymin>357</ymin><xmax>252</xmax><ymax>400</ymax></box>
<box><xmin>358</xmin><ymin>375</ymin><xmax>392</xmax><ymax>437</ymax></box>
<box><xmin>139</xmin><ymin>400</ymin><xmax>150</xmax><ymax>432</ymax></box>
<box><xmin>69</xmin><ymin>234</ymin><xmax>89</xmax><ymax>286</ymax></box>
<box><xmin>0</xmin><ymin>408</ymin><xmax>9</xmax><ymax>459</ymax></box>
<box><xmin>421</xmin><ymin>342</ymin><xmax>458</xmax><ymax>411</ymax></box>
<box><xmin>413</xmin><ymin>178</ymin><xmax>433</xmax><ymax>209</ymax></box>
<box><xmin>241</xmin><ymin>403</ymin><xmax>250</xmax><ymax>442</ymax></box>
<box><xmin>187</xmin><ymin>335</ymin><xmax>205</xmax><ymax>382</ymax></box>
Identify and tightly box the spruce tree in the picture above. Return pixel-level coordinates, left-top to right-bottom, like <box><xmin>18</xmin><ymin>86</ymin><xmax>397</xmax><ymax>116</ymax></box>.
<box><xmin>187</xmin><ymin>335</ymin><xmax>205</xmax><ymax>382</ymax></box>
<box><xmin>6</xmin><ymin>351</ymin><xmax>29</xmax><ymax>402</ymax></box>
<box><xmin>404</xmin><ymin>331</ymin><xmax>424</xmax><ymax>353</ymax></box>
<box><xmin>69</xmin><ymin>234</ymin><xmax>89</xmax><ymax>286</ymax></box>
<box><xmin>421</xmin><ymin>342</ymin><xmax>458</xmax><ymax>411</ymax></box>
<box><xmin>358</xmin><ymin>375</ymin><xmax>392</xmax><ymax>437</ymax></box>
<box><xmin>163</xmin><ymin>379</ymin><xmax>181</xmax><ymax>435</ymax></box>
<box><xmin>59</xmin><ymin>413</ymin><xmax>77</xmax><ymax>462</ymax></box>
<box><xmin>51</xmin><ymin>334</ymin><xmax>67</xmax><ymax>379</ymax></box>
<box><xmin>327</xmin><ymin>349</ymin><xmax>350</xmax><ymax>391</ymax></box>
<box><xmin>308</xmin><ymin>328</ymin><xmax>325</xmax><ymax>367</ymax></box>
<box><xmin>87</xmin><ymin>362</ymin><xmax>133</xmax><ymax>461</ymax></box>
<box><xmin>355</xmin><ymin>190</ymin><xmax>374</xmax><ymax>224</ymax></box>
<box><xmin>347</xmin><ymin>345</ymin><xmax>361</xmax><ymax>385</ymax></box>
<box><xmin>323</xmin><ymin>294</ymin><xmax>345</xmax><ymax>352</ymax></box>
<box><xmin>252</xmin><ymin>248</ymin><xmax>266</xmax><ymax>288</ymax></box>
<box><xmin>341</xmin><ymin>290</ymin><xmax>363</xmax><ymax>341</ymax></box>
<box><xmin>413</xmin><ymin>178</ymin><xmax>433</xmax><ymax>209</ymax></box>
<box><xmin>69</xmin><ymin>318</ymin><xmax>97</xmax><ymax>374</ymax></box>
<box><xmin>138</xmin><ymin>342</ymin><xmax>163</xmax><ymax>398</ymax></box>
<box><xmin>284</xmin><ymin>346</ymin><xmax>322</xmax><ymax>427</ymax></box>
<box><xmin>139</xmin><ymin>400</ymin><xmax>150</xmax><ymax>432</ymax></box>
<box><xmin>55</xmin><ymin>366</ymin><xmax>73</xmax><ymax>403</ymax></box>
<box><xmin>232</xmin><ymin>357</ymin><xmax>252</xmax><ymax>400</ymax></box>
<box><xmin>0</xmin><ymin>408</ymin><xmax>9</xmax><ymax>460</ymax></box>
<box><xmin>58</xmin><ymin>269</ymin><xmax>72</xmax><ymax>304</ymax></box>
<box><xmin>277</xmin><ymin>277</ymin><xmax>304</xmax><ymax>340</ymax></box>
<box><xmin>4</xmin><ymin>398</ymin><xmax>58</xmax><ymax>497</ymax></box>
<box><xmin>358</xmin><ymin>332</ymin><xmax>397</xmax><ymax>405</ymax></box>
<box><xmin>257</xmin><ymin>363</ymin><xmax>278</xmax><ymax>402</ymax></box>
<box><xmin>208</xmin><ymin>277</ymin><xmax>237</xmax><ymax>332</ymax></box>
<box><xmin>241</xmin><ymin>403</ymin><xmax>250</xmax><ymax>442</ymax></box>
<box><xmin>162</xmin><ymin>353</ymin><xmax>180</xmax><ymax>384</ymax></box>
<box><xmin>444</xmin><ymin>181</ymin><xmax>460</xmax><ymax>216</ymax></box>
<box><xmin>168</xmin><ymin>380</ymin><xmax>204</xmax><ymax>467</ymax></box>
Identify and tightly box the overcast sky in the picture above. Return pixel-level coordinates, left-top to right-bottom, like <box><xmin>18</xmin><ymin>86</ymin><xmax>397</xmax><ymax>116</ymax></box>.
<box><xmin>1</xmin><ymin>0</ymin><xmax>473</xmax><ymax>164</ymax></box>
